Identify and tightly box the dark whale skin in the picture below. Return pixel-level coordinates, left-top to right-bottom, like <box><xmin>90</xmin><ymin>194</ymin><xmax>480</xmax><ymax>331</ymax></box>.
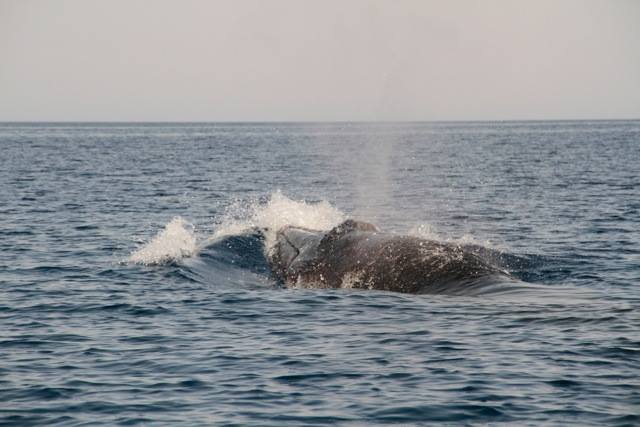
<box><xmin>269</xmin><ymin>220</ymin><xmax>516</xmax><ymax>295</ymax></box>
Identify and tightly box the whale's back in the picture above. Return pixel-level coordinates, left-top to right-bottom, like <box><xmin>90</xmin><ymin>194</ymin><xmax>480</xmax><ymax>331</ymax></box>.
<box><xmin>269</xmin><ymin>221</ymin><xmax>516</xmax><ymax>295</ymax></box>
<box><xmin>316</xmin><ymin>231</ymin><xmax>512</xmax><ymax>294</ymax></box>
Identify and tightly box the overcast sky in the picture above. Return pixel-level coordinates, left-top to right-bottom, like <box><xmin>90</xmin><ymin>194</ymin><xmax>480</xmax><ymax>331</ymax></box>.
<box><xmin>1</xmin><ymin>0</ymin><xmax>639</xmax><ymax>121</ymax></box>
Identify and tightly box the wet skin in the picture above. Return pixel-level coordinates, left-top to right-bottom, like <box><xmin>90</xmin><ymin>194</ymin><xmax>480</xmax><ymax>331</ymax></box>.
<box><xmin>269</xmin><ymin>220</ymin><xmax>515</xmax><ymax>295</ymax></box>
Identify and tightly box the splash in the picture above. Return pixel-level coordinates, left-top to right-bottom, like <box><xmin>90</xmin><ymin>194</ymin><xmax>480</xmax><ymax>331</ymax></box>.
<box><xmin>129</xmin><ymin>192</ymin><xmax>345</xmax><ymax>265</ymax></box>
<box><xmin>407</xmin><ymin>223</ymin><xmax>442</xmax><ymax>241</ymax></box>
<box><xmin>209</xmin><ymin>191</ymin><xmax>345</xmax><ymax>252</ymax></box>
<box><xmin>129</xmin><ymin>217</ymin><xmax>197</xmax><ymax>265</ymax></box>
<box><xmin>408</xmin><ymin>223</ymin><xmax>499</xmax><ymax>249</ymax></box>
<box><xmin>127</xmin><ymin>193</ymin><xmax>504</xmax><ymax>267</ymax></box>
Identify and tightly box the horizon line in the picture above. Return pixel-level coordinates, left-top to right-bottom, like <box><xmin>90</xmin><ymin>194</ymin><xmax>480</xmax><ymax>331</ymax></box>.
<box><xmin>1</xmin><ymin>118</ymin><xmax>639</xmax><ymax>124</ymax></box>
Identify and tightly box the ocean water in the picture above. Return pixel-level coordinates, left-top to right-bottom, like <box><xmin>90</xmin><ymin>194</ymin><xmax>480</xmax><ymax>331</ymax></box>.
<box><xmin>1</xmin><ymin>121</ymin><xmax>638</xmax><ymax>426</ymax></box>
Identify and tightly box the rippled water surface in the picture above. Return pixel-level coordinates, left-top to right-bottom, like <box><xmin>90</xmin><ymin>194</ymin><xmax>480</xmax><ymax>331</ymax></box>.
<box><xmin>1</xmin><ymin>122</ymin><xmax>639</xmax><ymax>426</ymax></box>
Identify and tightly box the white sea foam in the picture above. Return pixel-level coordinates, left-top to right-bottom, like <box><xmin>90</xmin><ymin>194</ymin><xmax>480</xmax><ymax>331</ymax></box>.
<box><xmin>208</xmin><ymin>190</ymin><xmax>345</xmax><ymax>253</ymax></box>
<box><xmin>407</xmin><ymin>223</ymin><xmax>442</xmax><ymax>241</ymax></box>
<box><xmin>408</xmin><ymin>223</ymin><xmax>498</xmax><ymax>249</ymax></box>
<box><xmin>128</xmin><ymin>193</ymin><xmax>506</xmax><ymax>271</ymax></box>
<box><xmin>129</xmin><ymin>217</ymin><xmax>197</xmax><ymax>265</ymax></box>
<box><xmin>129</xmin><ymin>192</ymin><xmax>345</xmax><ymax>265</ymax></box>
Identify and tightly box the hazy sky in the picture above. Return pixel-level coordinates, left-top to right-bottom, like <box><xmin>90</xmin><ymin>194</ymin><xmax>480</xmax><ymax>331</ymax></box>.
<box><xmin>1</xmin><ymin>0</ymin><xmax>639</xmax><ymax>121</ymax></box>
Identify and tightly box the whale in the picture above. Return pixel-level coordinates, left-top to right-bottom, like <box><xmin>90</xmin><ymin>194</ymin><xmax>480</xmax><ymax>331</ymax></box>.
<box><xmin>268</xmin><ymin>219</ymin><xmax>518</xmax><ymax>295</ymax></box>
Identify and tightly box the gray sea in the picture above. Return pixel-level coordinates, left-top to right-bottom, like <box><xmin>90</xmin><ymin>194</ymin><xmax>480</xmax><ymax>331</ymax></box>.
<box><xmin>1</xmin><ymin>121</ymin><xmax>639</xmax><ymax>426</ymax></box>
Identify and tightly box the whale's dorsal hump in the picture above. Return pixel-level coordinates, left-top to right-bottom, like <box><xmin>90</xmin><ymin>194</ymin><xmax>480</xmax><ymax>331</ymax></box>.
<box><xmin>320</xmin><ymin>219</ymin><xmax>378</xmax><ymax>247</ymax></box>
